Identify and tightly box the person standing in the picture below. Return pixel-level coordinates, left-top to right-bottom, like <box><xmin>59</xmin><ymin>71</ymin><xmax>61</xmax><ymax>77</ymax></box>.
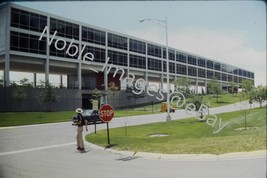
<box><xmin>75</xmin><ymin>108</ymin><xmax>88</xmax><ymax>152</ymax></box>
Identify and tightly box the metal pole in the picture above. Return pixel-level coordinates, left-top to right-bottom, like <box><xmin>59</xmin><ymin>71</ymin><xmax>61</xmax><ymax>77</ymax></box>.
<box><xmin>165</xmin><ymin>17</ymin><xmax>171</xmax><ymax>121</ymax></box>
<box><xmin>107</xmin><ymin>122</ymin><xmax>110</xmax><ymax>145</ymax></box>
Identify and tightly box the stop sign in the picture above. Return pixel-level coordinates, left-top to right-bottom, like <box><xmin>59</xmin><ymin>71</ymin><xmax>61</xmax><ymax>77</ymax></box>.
<box><xmin>99</xmin><ymin>104</ymin><xmax>114</xmax><ymax>122</ymax></box>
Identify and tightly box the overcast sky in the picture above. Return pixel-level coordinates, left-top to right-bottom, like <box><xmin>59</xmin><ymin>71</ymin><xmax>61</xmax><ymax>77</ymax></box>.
<box><xmin>12</xmin><ymin>1</ymin><xmax>267</xmax><ymax>86</ymax></box>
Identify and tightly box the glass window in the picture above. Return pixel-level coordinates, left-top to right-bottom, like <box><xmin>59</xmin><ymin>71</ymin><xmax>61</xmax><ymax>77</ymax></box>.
<box><xmin>214</xmin><ymin>62</ymin><xmax>221</xmax><ymax>71</ymax></box>
<box><xmin>207</xmin><ymin>60</ymin><xmax>213</xmax><ymax>69</ymax></box>
<box><xmin>188</xmin><ymin>66</ymin><xmax>197</xmax><ymax>76</ymax></box>
<box><xmin>176</xmin><ymin>64</ymin><xmax>187</xmax><ymax>75</ymax></box>
<box><xmin>188</xmin><ymin>55</ymin><xmax>196</xmax><ymax>65</ymax></box>
<box><xmin>147</xmin><ymin>44</ymin><xmax>161</xmax><ymax>58</ymax></box>
<box><xmin>207</xmin><ymin>70</ymin><xmax>213</xmax><ymax>79</ymax></box>
<box><xmin>148</xmin><ymin>58</ymin><xmax>162</xmax><ymax>71</ymax></box>
<box><xmin>108</xmin><ymin>33</ymin><xmax>127</xmax><ymax>50</ymax></box>
<box><xmin>222</xmin><ymin>74</ymin><xmax>227</xmax><ymax>81</ymax></box>
<box><xmin>82</xmin><ymin>26</ymin><xmax>106</xmax><ymax>46</ymax></box>
<box><xmin>129</xmin><ymin>39</ymin><xmax>146</xmax><ymax>54</ymax></box>
<box><xmin>169</xmin><ymin>62</ymin><xmax>175</xmax><ymax>73</ymax></box>
<box><xmin>11</xmin><ymin>8</ymin><xmax>47</xmax><ymax>32</ymax></box>
<box><xmin>82</xmin><ymin>46</ymin><xmax>106</xmax><ymax>63</ymax></box>
<box><xmin>215</xmin><ymin>72</ymin><xmax>221</xmax><ymax>80</ymax></box>
<box><xmin>10</xmin><ymin>31</ymin><xmax>46</xmax><ymax>55</ymax></box>
<box><xmin>108</xmin><ymin>50</ymin><xmax>127</xmax><ymax>66</ymax></box>
<box><xmin>163</xmin><ymin>48</ymin><xmax>175</xmax><ymax>60</ymax></box>
<box><xmin>221</xmin><ymin>64</ymin><xmax>227</xmax><ymax>72</ymax></box>
<box><xmin>130</xmin><ymin>54</ymin><xmax>146</xmax><ymax>69</ymax></box>
<box><xmin>163</xmin><ymin>62</ymin><xmax>175</xmax><ymax>73</ymax></box>
<box><xmin>198</xmin><ymin>58</ymin><xmax>206</xmax><ymax>67</ymax></box>
<box><xmin>198</xmin><ymin>68</ymin><xmax>206</xmax><ymax>78</ymax></box>
<box><xmin>228</xmin><ymin>75</ymin><xmax>233</xmax><ymax>82</ymax></box>
<box><xmin>50</xmin><ymin>18</ymin><xmax>79</xmax><ymax>40</ymax></box>
<box><xmin>176</xmin><ymin>53</ymin><xmax>187</xmax><ymax>63</ymax></box>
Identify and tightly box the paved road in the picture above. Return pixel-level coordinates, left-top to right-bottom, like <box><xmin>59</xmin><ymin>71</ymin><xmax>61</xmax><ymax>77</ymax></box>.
<box><xmin>0</xmin><ymin>102</ymin><xmax>266</xmax><ymax>178</ymax></box>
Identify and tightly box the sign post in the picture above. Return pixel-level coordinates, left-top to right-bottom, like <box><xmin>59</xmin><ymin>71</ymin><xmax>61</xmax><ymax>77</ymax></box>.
<box><xmin>99</xmin><ymin>104</ymin><xmax>114</xmax><ymax>145</ymax></box>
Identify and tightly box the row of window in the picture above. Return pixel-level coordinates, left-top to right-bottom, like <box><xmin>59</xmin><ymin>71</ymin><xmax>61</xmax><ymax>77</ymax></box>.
<box><xmin>10</xmin><ymin>7</ymin><xmax>254</xmax><ymax>80</ymax></box>
<box><xmin>10</xmin><ymin>31</ymin><xmax>46</xmax><ymax>54</ymax></box>
<box><xmin>10</xmin><ymin>30</ymin><xmax>254</xmax><ymax>80</ymax></box>
<box><xmin>11</xmin><ymin>7</ymin><xmax>47</xmax><ymax>32</ymax></box>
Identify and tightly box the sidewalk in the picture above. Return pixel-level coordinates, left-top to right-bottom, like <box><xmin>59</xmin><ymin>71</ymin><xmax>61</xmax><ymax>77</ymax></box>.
<box><xmin>89</xmin><ymin>101</ymin><xmax>267</xmax><ymax>160</ymax></box>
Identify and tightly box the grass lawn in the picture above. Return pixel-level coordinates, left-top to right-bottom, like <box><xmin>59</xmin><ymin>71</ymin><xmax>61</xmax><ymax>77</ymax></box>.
<box><xmin>86</xmin><ymin>107</ymin><xmax>266</xmax><ymax>154</ymax></box>
<box><xmin>0</xmin><ymin>109</ymin><xmax>160</xmax><ymax>127</ymax></box>
<box><xmin>0</xmin><ymin>93</ymin><xmax>248</xmax><ymax>127</ymax></box>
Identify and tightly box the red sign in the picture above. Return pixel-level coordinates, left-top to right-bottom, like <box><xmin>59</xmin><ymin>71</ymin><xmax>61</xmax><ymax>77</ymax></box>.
<box><xmin>99</xmin><ymin>104</ymin><xmax>114</xmax><ymax>122</ymax></box>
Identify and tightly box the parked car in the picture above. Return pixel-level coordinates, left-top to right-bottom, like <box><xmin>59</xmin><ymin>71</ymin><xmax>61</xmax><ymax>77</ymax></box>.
<box><xmin>72</xmin><ymin>109</ymin><xmax>104</xmax><ymax>125</ymax></box>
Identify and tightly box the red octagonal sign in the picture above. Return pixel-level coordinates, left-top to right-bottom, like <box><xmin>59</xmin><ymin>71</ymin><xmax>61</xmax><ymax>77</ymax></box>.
<box><xmin>99</xmin><ymin>104</ymin><xmax>114</xmax><ymax>122</ymax></box>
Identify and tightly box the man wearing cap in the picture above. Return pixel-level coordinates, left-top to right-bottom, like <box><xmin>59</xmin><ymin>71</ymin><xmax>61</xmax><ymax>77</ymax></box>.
<box><xmin>75</xmin><ymin>108</ymin><xmax>88</xmax><ymax>152</ymax></box>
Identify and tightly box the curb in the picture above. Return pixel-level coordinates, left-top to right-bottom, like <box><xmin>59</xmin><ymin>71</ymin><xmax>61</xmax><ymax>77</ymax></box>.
<box><xmin>87</xmin><ymin>142</ymin><xmax>266</xmax><ymax>161</ymax></box>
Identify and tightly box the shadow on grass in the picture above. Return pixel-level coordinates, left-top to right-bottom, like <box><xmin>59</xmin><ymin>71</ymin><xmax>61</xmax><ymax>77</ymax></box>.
<box><xmin>105</xmin><ymin>144</ymin><xmax>118</xmax><ymax>149</ymax></box>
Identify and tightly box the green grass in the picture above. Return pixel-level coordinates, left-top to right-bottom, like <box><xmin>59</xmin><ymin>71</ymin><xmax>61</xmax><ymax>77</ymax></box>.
<box><xmin>86</xmin><ymin>107</ymin><xmax>266</xmax><ymax>154</ymax></box>
<box><xmin>0</xmin><ymin>109</ymin><xmax>160</xmax><ymax>127</ymax></box>
<box><xmin>0</xmin><ymin>111</ymin><xmax>75</xmax><ymax>127</ymax></box>
<box><xmin>0</xmin><ymin>93</ymin><xmax>249</xmax><ymax>127</ymax></box>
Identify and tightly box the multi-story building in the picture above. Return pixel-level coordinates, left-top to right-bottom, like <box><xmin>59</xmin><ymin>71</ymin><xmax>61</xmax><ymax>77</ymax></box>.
<box><xmin>0</xmin><ymin>3</ymin><xmax>254</xmax><ymax>111</ymax></box>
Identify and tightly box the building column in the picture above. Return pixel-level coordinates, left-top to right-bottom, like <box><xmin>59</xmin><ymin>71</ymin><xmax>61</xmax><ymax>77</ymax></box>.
<box><xmin>4</xmin><ymin>4</ymin><xmax>10</xmax><ymax>87</ymax></box>
<box><xmin>60</xmin><ymin>75</ymin><xmax>63</xmax><ymax>88</ymax></box>
<box><xmin>195</xmin><ymin>78</ymin><xmax>199</xmax><ymax>94</ymax></box>
<box><xmin>4</xmin><ymin>53</ymin><xmax>10</xmax><ymax>87</ymax></box>
<box><xmin>33</xmin><ymin>73</ymin><xmax>37</xmax><ymax>88</ymax></box>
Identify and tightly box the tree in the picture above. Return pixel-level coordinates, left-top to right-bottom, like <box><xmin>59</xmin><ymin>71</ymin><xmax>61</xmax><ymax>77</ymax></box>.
<box><xmin>241</xmin><ymin>80</ymin><xmax>254</xmax><ymax>106</ymax></box>
<box><xmin>35</xmin><ymin>80</ymin><xmax>60</xmax><ymax>111</ymax></box>
<box><xmin>12</xmin><ymin>78</ymin><xmax>33</xmax><ymax>110</ymax></box>
<box><xmin>173</xmin><ymin>77</ymin><xmax>192</xmax><ymax>97</ymax></box>
<box><xmin>208</xmin><ymin>77</ymin><xmax>222</xmax><ymax>102</ymax></box>
<box><xmin>253</xmin><ymin>85</ymin><xmax>266</xmax><ymax>108</ymax></box>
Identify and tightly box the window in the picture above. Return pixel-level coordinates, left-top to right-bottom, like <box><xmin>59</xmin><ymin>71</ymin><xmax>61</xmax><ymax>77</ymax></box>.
<box><xmin>207</xmin><ymin>60</ymin><xmax>213</xmax><ymax>69</ymax></box>
<box><xmin>10</xmin><ymin>31</ymin><xmax>46</xmax><ymax>55</ymax></box>
<box><xmin>215</xmin><ymin>72</ymin><xmax>221</xmax><ymax>80</ymax></box>
<box><xmin>198</xmin><ymin>68</ymin><xmax>206</xmax><ymax>78</ymax></box>
<box><xmin>228</xmin><ymin>75</ymin><xmax>233</xmax><ymax>82</ymax></box>
<box><xmin>82</xmin><ymin>46</ymin><xmax>106</xmax><ymax>63</ymax></box>
<box><xmin>214</xmin><ymin>62</ymin><xmax>221</xmax><ymax>71</ymax></box>
<box><xmin>176</xmin><ymin>53</ymin><xmax>187</xmax><ymax>63</ymax></box>
<box><xmin>148</xmin><ymin>58</ymin><xmax>162</xmax><ymax>71</ymax></box>
<box><xmin>50</xmin><ymin>18</ymin><xmax>79</xmax><ymax>40</ymax></box>
<box><xmin>147</xmin><ymin>44</ymin><xmax>161</xmax><ymax>58</ymax></box>
<box><xmin>188</xmin><ymin>66</ymin><xmax>197</xmax><ymax>76</ymax></box>
<box><xmin>82</xmin><ymin>26</ymin><xmax>105</xmax><ymax>46</ymax></box>
<box><xmin>108</xmin><ymin>33</ymin><xmax>127</xmax><ymax>50</ymax></box>
<box><xmin>129</xmin><ymin>39</ymin><xmax>146</xmax><ymax>54</ymax></box>
<box><xmin>130</xmin><ymin>54</ymin><xmax>146</xmax><ymax>69</ymax></box>
<box><xmin>11</xmin><ymin>8</ymin><xmax>47</xmax><ymax>32</ymax></box>
<box><xmin>163</xmin><ymin>48</ymin><xmax>175</xmax><ymax>60</ymax></box>
<box><xmin>207</xmin><ymin>70</ymin><xmax>213</xmax><ymax>79</ymax></box>
<box><xmin>222</xmin><ymin>74</ymin><xmax>227</xmax><ymax>81</ymax></box>
<box><xmin>169</xmin><ymin>62</ymin><xmax>175</xmax><ymax>73</ymax></box>
<box><xmin>188</xmin><ymin>55</ymin><xmax>197</xmax><ymax>65</ymax></box>
<box><xmin>108</xmin><ymin>50</ymin><xmax>127</xmax><ymax>66</ymax></box>
<box><xmin>198</xmin><ymin>58</ymin><xmax>206</xmax><ymax>67</ymax></box>
<box><xmin>50</xmin><ymin>41</ymin><xmax>79</xmax><ymax>59</ymax></box>
<box><xmin>176</xmin><ymin>64</ymin><xmax>187</xmax><ymax>75</ymax></box>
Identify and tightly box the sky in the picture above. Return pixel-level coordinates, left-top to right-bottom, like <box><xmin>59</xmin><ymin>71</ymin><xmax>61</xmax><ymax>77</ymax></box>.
<box><xmin>9</xmin><ymin>1</ymin><xmax>267</xmax><ymax>86</ymax></box>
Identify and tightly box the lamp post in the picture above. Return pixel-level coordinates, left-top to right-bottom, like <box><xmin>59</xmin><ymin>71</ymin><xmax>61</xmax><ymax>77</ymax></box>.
<box><xmin>139</xmin><ymin>18</ymin><xmax>171</xmax><ymax>121</ymax></box>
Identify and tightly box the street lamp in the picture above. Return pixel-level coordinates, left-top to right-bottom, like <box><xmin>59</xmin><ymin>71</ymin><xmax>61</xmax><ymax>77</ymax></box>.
<box><xmin>139</xmin><ymin>18</ymin><xmax>171</xmax><ymax>121</ymax></box>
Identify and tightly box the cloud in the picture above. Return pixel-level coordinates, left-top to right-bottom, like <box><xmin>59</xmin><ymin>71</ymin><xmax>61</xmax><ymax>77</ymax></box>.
<box><xmin>127</xmin><ymin>27</ymin><xmax>266</xmax><ymax>86</ymax></box>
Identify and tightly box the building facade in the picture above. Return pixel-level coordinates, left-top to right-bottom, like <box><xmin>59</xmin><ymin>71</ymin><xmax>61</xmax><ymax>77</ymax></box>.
<box><xmin>0</xmin><ymin>3</ymin><xmax>255</xmax><ymax>110</ymax></box>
